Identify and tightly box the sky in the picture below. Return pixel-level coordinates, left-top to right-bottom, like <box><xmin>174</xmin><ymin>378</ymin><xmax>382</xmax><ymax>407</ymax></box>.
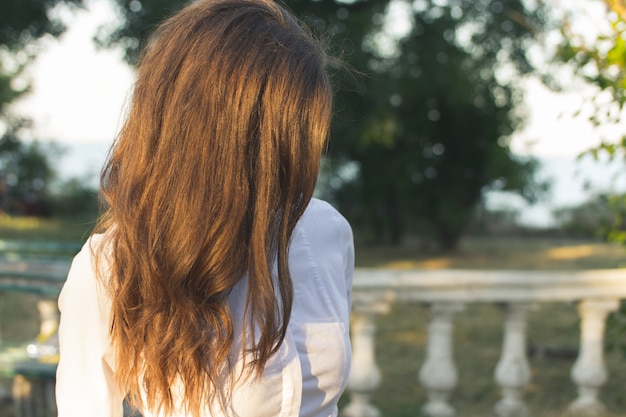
<box><xmin>9</xmin><ymin>0</ymin><xmax>626</xmax><ymax>225</ymax></box>
<box><xmin>13</xmin><ymin>0</ymin><xmax>134</xmax><ymax>145</ymax></box>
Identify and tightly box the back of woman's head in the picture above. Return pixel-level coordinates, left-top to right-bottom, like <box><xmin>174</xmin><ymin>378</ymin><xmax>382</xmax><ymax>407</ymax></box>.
<box><xmin>97</xmin><ymin>1</ymin><xmax>332</xmax><ymax>415</ymax></box>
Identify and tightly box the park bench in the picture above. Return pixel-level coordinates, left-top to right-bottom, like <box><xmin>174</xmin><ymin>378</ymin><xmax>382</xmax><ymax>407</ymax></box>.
<box><xmin>0</xmin><ymin>239</ymin><xmax>78</xmax><ymax>417</ymax></box>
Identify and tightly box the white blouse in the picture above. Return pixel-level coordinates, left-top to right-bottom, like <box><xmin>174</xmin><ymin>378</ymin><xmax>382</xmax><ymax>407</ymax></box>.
<box><xmin>56</xmin><ymin>198</ymin><xmax>354</xmax><ymax>417</ymax></box>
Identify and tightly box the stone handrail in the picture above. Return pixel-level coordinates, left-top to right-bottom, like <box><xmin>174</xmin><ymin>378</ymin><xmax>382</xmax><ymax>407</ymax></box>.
<box><xmin>343</xmin><ymin>268</ymin><xmax>626</xmax><ymax>417</ymax></box>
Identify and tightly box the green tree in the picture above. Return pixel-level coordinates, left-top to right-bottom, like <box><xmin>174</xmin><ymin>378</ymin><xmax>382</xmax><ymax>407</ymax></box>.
<box><xmin>557</xmin><ymin>0</ymin><xmax>626</xmax><ymax>158</ymax></box>
<box><xmin>0</xmin><ymin>0</ymin><xmax>83</xmax><ymax>214</ymax></box>
<box><xmin>556</xmin><ymin>1</ymin><xmax>626</xmax><ymax>241</ymax></box>
<box><xmin>0</xmin><ymin>0</ymin><xmax>83</xmax><ymax>111</ymax></box>
<box><xmin>554</xmin><ymin>193</ymin><xmax>626</xmax><ymax>239</ymax></box>
<box><xmin>0</xmin><ymin>122</ymin><xmax>61</xmax><ymax>214</ymax></box>
<box><xmin>48</xmin><ymin>177</ymin><xmax>99</xmax><ymax>219</ymax></box>
<box><xmin>96</xmin><ymin>0</ymin><xmax>550</xmax><ymax>249</ymax></box>
<box><xmin>292</xmin><ymin>0</ymin><xmax>550</xmax><ymax>248</ymax></box>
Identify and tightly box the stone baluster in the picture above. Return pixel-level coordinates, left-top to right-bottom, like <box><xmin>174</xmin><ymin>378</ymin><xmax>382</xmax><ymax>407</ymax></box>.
<box><xmin>25</xmin><ymin>299</ymin><xmax>60</xmax><ymax>360</ymax></box>
<box><xmin>419</xmin><ymin>303</ymin><xmax>464</xmax><ymax>417</ymax></box>
<box><xmin>37</xmin><ymin>299</ymin><xmax>59</xmax><ymax>340</ymax></box>
<box><xmin>493</xmin><ymin>303</ymin><xmax>535</xmax><ymax>417</ymax></box>
<box><xmin>342</xmin><ymin>300</ymin><xmax>390</xmax><ymax>417</ymax></box>
<box><xmin>568</xmin><ymin>299</ymin><xmax>619</xmax><ymax>416</ymax></box>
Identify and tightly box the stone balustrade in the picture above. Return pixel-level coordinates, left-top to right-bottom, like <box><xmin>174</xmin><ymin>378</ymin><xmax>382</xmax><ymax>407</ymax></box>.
<box><xmin>342</xmin><ymin>269</ymin><xmax>626</xmax><ymax>417</ymax></box>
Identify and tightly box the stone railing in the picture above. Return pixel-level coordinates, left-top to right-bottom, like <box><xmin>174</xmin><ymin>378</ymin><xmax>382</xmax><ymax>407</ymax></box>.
<box><xmin>342</xmin><ymin>269</ymin><xmax>626</xmax><ymax>417</ymax></box>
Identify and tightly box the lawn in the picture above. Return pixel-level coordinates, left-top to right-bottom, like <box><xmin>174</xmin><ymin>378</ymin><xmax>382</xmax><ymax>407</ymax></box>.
<box><xmin>1</xmin><ymin>217</ymin><xmax>626</xmax><ymax>416</ymax></box>
<box><xmin>356</xmin><ymin>235</ymin><xmax>626</xmax><ymax>270</ymax></box>
<box><xmin>0</xmin><ymin>215</ymin><xmax>96</xmax><ymax>242</ymax></box>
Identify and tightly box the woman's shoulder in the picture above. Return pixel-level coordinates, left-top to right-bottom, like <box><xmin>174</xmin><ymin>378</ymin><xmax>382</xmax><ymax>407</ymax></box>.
<box><xmin>66</xmin><ymin>233</ymin><xmax>106</xmax><ymax>279</ymax></box>
<box><xmin>59</xmin><ymin>232</ymin><xmax>113</xmax><ymax>305</ymax></box>
<box><xmin>299</xmin><ymin>198</ymin><xmax>352</xmax><ymax>239</ymax></box>
<box><xmin>304</xmin><ymin>198</ymin><xmax>348</xmax><ymax>221</ymax></box>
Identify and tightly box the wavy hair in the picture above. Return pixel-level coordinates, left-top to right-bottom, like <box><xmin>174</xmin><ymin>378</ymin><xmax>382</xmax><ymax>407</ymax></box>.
<box><xmin>94</xmin><ymin>0</ymin><xmax>332</xmax><ymax>415</ymax></box>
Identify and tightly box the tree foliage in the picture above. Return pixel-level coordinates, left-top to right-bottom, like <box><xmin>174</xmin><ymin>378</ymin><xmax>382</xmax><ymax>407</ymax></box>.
<box><xmin>556</xmin><ymin>0</ymin><xmax>626</xmax><ymax>242</ymax></box>
<box><xmin>0</xmin><ymin>0</ymin><xmax>83</xmax><ymax>215</ymax></box>
<box><xmin>0</xmin><ymin>119</ymin><xmax>62</xmax><ymax>214</ymax></box>
<box><xmin>96</xmin><ymin>0</ymin><xmax>550</xmax><ymax>249</ymax></box>
<box><xmin>0</xmin><ymin>0</ymin><xmax>82</xmax><ymax>48</ymax></box>
<box><xmin>557</xmin><ymin>0</ymin><xmax>626</xmax><ymax>158</ymax></box>
<box><xmin>94</xmin><ymin>0</ymin><xmax>183</xmax><ymax>64</ymax></box>
<box><xmin>554</xmin><ymin>192</ymin><xmax>626</xmax><ymax>239</ymax></box>
<box><xmin>0</xmin><ymin>0</ymin><xmax>83</xmax><ymax>104</ymax></box>
<box><xmin>291</xmin><ymin>0</ymin><xmax>550</xmax><ymax>248</ymax></box>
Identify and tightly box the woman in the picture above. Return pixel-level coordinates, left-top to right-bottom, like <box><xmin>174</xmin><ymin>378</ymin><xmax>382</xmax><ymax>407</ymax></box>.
<box><xmin>55</xmin><ymin>1</ymin><xmax>354</xmax><ymax>416</ymax></box>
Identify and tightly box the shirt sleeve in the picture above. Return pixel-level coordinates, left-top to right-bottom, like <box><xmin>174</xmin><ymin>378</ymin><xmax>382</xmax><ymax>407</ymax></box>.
<box><xmin>56</xmin><ymin>238</ymin><xmax>124</xmax><ymax>417</ymax></box>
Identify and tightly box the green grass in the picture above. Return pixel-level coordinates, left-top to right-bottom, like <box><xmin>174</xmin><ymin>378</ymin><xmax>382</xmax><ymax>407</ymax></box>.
<box><xmin>0</xmin><ymin>292</ymin><xmax>41</xmax><ymax>414</ymax></box>
<box><xmin>356</xmin><ymin>235</ymin><xmax>626</xmax><ymax>270</ymax></box>
<box><xmin>0</xmin><ymin>215</ymin><xmax>96</xmax><ymax>242</ymax></box>
<box><xmin>0</xmin><ymin>293</ymin><xmax>40</xmax><ymax>345</ymax></box>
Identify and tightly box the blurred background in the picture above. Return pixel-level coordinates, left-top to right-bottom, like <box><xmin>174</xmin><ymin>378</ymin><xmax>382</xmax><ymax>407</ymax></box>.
<box><xmin>3</xmin><ymin>0</ymin><xmax>626</xmax><ymax>251</ymax></box>
<box><xmin>3</xmin><ymin>1</ymin><xmax>626</xmax><ymax>417</ymax></box>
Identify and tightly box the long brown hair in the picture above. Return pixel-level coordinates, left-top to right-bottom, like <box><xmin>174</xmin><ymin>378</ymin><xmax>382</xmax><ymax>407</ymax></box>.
<box><xmin>94</xmin><ymin>0</ymin><xmax>332</xmax><ymax>415</ymax></box>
